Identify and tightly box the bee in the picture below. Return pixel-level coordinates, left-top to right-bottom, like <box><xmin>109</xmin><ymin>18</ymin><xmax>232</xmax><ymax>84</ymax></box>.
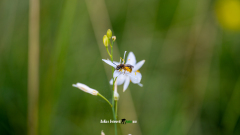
<box><xmin>115</xmin><ymin>63</ymin><xmax>134</xmax><ymax>73</ymax></box>
<box><xmin>114</xmin><ymin>51</ymin><xmax>134</xmax><ymax>73</ymax></box>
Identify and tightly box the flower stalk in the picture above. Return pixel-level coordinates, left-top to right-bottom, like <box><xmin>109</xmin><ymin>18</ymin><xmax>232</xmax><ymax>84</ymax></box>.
<box><xmin>110</xmin><ymin>33</ymin><xmax>118</xmax><ymax>135</ymax></box>
<box><xmin>73</xmin><ymin>29</ymin><xmax>144</xmax><ymax>135</ymax></box>
<box><xmin>98</xmin><ymin>93</ymin><xmax>112</xmax><ymax>107</ymax></box>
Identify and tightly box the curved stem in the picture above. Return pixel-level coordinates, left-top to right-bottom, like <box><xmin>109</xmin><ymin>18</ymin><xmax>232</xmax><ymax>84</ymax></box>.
<box><xmin>106</xmin><ymin>46</ymin><xmax>112</xmax><ymax>57</ymax></box>
<box><xmin>98</xmin><ymin>93</ymin><xmax>112</xmax><ymax>107</ymax></box>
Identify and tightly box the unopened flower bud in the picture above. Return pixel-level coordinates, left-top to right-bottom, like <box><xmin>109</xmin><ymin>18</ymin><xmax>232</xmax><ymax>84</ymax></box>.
<box><xmin>72</xmin><ymin>83</ymin><xmax>99</xmax><ymax>96</ymax></box>
<box><xmin>101</xmin><ymin>130</ymin><xmax>105</xmax><ymax>135</ymax></box>
<box><xmin>114</xmin><ymin>91</ymin><xmax>119</xmax><ymax>101</ymax></box>
<box><xmin>107</xmin><ymin>29</ymin><xmax>112</xmax><ymax>38</ymax></box>
<box><xmin>114</xmin><ymin>80</ymin><xmax>119</xmax><ymax>100</ymax></box>
<box><xmin>103</xmin><ymin>35</ymin><xmax>109</xmax><ymax>47</ymax></box>
<box><xmin>112</xmin><ymin>36</ymin><xmax>116</xmax><ymax>41</ymax></box>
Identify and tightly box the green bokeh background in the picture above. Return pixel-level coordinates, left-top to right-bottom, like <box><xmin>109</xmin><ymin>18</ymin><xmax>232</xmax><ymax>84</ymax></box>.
<box><xmin>1</xmin><ymin>0</ymin><xmax>240</xmax><ymax>134</ymax></box>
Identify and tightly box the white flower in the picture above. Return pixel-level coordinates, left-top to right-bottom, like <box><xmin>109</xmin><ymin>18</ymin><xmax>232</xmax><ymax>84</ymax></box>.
<box><xmin>102</xmin><ymin>51</ymin><xmax>145</xmax><ymax>92</ymax></box>
<box><xmin>112</xmin><ymin>36</ymin><xmax>116</xmax><ymax>41</ymax></box>
<box><xmin>72</xmin><ymin>83</ymin><xmax>99</xmax><ymax>95</ymax></box>
<box><xmin>102</xmin><ymin>51</ymin><xmax>132</xmax><ymax>79</ymax></box>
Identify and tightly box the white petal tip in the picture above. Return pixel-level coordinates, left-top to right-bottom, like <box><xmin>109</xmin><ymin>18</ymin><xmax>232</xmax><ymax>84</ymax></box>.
<box><xmin>138</xmin><ymin>83</ymin><xmax>143</xmax><ymax>87</ymax></box>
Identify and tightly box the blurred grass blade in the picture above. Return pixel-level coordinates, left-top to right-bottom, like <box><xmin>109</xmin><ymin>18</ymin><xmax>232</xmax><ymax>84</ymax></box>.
<box><xmin>39</xmin><ymin>0</ymin><xmax>77</xmax><ymax>134</ymax></box>
<box><xmin>28</xmin><ymin>0</ymin><xmax>39</xmax><ymax>134</ymax></box>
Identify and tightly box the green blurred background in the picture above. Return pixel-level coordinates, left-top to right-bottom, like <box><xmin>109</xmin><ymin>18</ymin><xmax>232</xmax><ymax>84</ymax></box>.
<box><xmin>1</xmin><ymin>0</ymin><xmax>240</xmax><ymax>134</ymax></box>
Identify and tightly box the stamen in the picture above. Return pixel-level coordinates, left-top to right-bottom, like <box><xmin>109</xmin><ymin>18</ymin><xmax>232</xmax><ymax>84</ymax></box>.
<box><xmin>135</xmin><ymin>70</ymin><xmax>140</xmax><ymax>75</ymax></box>
<box><xmin>120</xmin><ymin>57</ymin><xmax>125</xmax><ymax>64</ymax></box>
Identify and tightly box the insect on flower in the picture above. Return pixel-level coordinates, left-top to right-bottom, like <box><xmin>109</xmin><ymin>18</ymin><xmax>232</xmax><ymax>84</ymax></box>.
<box><xmin>113</xmin><ymin>51</ymin><xmax>134</xmax><ymax>74</ymax></box>
<box><xmin>116</xmin><ymin>63</ymin><xmax>134</xmax><ymax>73</ymax></box>
<box><xmin>102</xmin><ymin>51</ymin><xmax>145</xmax><ymax>91</ymax></box>
<box><xmin>114</xmin><ymin>60</ymin><xmax>134</xmax><ymax>74</ymax></box>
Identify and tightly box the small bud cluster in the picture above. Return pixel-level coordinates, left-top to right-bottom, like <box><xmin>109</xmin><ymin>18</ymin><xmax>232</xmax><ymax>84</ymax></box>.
<box><xmin>103</xmin><ymin>29</ymin><xmax>116</xmax><ymax>47</ymax></box>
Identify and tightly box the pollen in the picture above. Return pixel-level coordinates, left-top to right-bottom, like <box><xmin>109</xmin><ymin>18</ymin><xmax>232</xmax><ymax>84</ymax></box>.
<box><xmin>125</xmin><ymin>67</ymin><xmax>132</xmax><ymax>73</ymax></box>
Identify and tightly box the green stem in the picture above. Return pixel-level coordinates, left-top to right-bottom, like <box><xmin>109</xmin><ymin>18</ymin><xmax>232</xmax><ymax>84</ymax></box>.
<box><xmin>97</xmin><ymin>93</ymin><xmax>112</xmax><ymax>107</ymax></box>
<box><xmin>106</xmin><ymin>46</ymin><xmax>112</xmax><ymax>57</ymax></box>
<box><xmin>110</xmin><ymin>41</ymin><xmax>117</xmax><ymax>135</ymax></box>
<box><xmin>112</xmin><ymin>102</ymin><xmax>117</xmax><ymax>135</ymax></box>
<box><xmin>115</xmin><ymin>100</ymin><xmax>118</xmax><ymax>119</ymax></box>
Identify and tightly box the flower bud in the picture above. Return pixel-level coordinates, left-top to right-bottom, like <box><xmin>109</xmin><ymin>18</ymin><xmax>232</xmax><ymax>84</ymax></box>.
<box><xmin>107</xmin><ymin>29</ymin><xmax>112</xmax><ymax>38</ymax></box>
<box><xmin>114</xmin><ymin>91</ymin><xmax>119</xmax><ymax>101</ymax></box>
<box><xmin>112</xmin><ymin>36</ymin><xmax>116</xmax><ymax>41</ymax></box>
<box><xmin>72</xmin><ymin>83</ymin><xmax>99</xmax><ymax>96</ymax></box>
<box><xmin>103</xmin><ymin>35</ymin><xmax>109</xmax><ymax>47</ymax></box>
<box><xmin>101</xmin><ymin>130</ymin><xmax>105</xmax><ymax>135</ymax></box>
<box><xmin>114</xmin><ymin>79</ymin><xmax>119</xmax><ymax>100</ymax></box>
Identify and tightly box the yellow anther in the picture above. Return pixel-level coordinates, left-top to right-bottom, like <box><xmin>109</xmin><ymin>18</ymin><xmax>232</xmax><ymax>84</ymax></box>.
<box><xmin>135</xmin><ymin>70</ymin><xmax>140</xmax><ymax>75</ymax></box>
<box><xmin>120</xmin><ymin>57</ymin><xmax>125</xmax><ymax>63</ymax></box>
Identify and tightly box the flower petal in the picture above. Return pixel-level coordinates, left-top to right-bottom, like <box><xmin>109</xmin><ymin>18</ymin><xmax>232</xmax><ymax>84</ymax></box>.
<box><xmin>123</xmin><ymin>76</ymin><xmax>130</xmax><ymax>92</ymax></box>
<box><xmin>126</xmin><ymin>52</ymin><xmax>136</xmax><ymax>65</ymax></box>
<box><xmin>109</xmin><ymin>79</ymin><xmax>113</xmax><ymax>85</ymax></box>
<box><xmin>116</xmin><ymin>74</ymin><xmax>126</xmax><ymax>85</ymax></box>
<box><xmin>102</xmin><ymin>59</ymin><xmax>116</xmax><ymax>68</ymax></box>
<box><xmin>129</xmin><ymin>72</ymin><xmax>142</xmax><ymax>84</ymax></box>
<box><xmin>133</xmin><ymin>60</ymin><xmax>145</xmax><ymax>72</ymax></box>
<box><xmin>113</xmin><ymin>70</ymin><xmax>121</xmax><ymax>78</ymax></box>
<box><xmin>109</xmin><ymin>74</ymin><xmax>126</xmax><ymax>85</ymax></box>
<box><xmin>113</xmin><ymin>61</ymin><xmax>120</xmax><ymax>65</ymax></box>
<box><xmin>123</xmin><ymin>51</ymin><xmax>127</xmax><ymax>61</ymax></box>
<box><xmin>137</xmin><ymin>83</ymin><xmax>143</xmax><ymax>87</ymax></box>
